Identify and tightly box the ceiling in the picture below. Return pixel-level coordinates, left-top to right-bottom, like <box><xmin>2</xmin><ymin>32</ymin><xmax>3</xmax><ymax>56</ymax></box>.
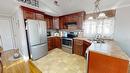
<box><xmin>0</xmin><ymin>0</ymin><xmax>17</xmax><ymax>16</ymax></box>
<box><xmin>40</xmin><ymin>0</ymin><xmax>130</xmax><ymax>16</ymax></box>
<box><xmin>0</xmin><ymin>0</ymin><xmax>130</xmax><ymax>16</ymax></box>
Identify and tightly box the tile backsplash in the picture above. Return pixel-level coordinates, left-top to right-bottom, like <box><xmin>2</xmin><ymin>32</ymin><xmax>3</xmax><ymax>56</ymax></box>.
<box><xmin>47</xmin><ymin>29</ymin><xmax>83</xmax><ymax>38</ymax></box>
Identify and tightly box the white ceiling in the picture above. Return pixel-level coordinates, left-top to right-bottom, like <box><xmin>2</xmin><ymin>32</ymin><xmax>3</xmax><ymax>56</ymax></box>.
<box><xmin>0</xmin><ymin>0</ymin><xmax>130</xmax><ymax>16</ymax></box>
<box><xmin>0</xmin><ymin>0</ymin><xmax>17</xmax><ymax>16</ymax></box>
<box><xmin>40</xmin><ymin>0</ymin><xmax>130</xmax><ymax>16</ymax></box>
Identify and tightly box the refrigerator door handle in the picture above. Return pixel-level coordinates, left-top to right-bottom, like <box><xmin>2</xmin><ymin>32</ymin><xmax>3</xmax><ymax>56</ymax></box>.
<box><xmin>31</xmin><ymin>43</ymin><xmax>47</xmax><ymax>47</ymax></box>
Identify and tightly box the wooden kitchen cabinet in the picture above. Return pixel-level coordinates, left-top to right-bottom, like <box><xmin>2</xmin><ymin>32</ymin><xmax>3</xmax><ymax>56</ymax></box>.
<box><xmin>53</xmin><ymin>37</ymin><xmax>62</xmax><ymax>48</ymax></box>
<box><xmin>48</xmin><ymin>37</ymin><xmax>54</xmax><ymax>51</ymax></box>
<box><xmin>59</xmin><ymin>11</ymin><xmax>85</xmax><ymax>29</ymax></box>
<box><xmin>21</xmin><ymin>6</ymin><xmax>44</xmax><ymax>20</ymax></box>
<box><xmin>35</xmin><ymin>13</ymin><xmax>44</xmax><ymax>20</ymax></box>
<box><xmin>73</xmin><ymin>39</ymin><xmax>84</xmax><ymax>56</ymax></box>
<box><xmin>59</xmin><ymin>16</ymin><xmax>67</xmax><ymax>29</ymax></box>
<box><xmin>87</xmin><ymin>40</ymin><xmax>129</xmax><ymax>73</ymax></box>
<box><xmin>22</xmin><ymin>8</ymin><xmax>36</xmax><ymax>19</ymax></box>
<box><xmin>73</xmin><ymin>39</ymin><xmax>91</xmax><ymax>57</ymax></box>
<box><xmin>44</xmin><ymin>15</ymin><xmax>53</xmax><ymax>29</ymax></box>
<box><xmin>88</xmin><ymin>51</ymin><xmax>129</xmax><ymax>73</ymax></box>
<box><xmin>48</xmin><ymin>37</ymin><xmax>62</xmax><ymax>51</ymax></box>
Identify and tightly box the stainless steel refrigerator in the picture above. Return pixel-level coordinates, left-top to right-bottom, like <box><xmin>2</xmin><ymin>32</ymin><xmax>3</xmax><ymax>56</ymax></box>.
<box><xmin>26</xmin><ymin>19</ymin><xmax>48</xmax><ymax>60</ymax></box>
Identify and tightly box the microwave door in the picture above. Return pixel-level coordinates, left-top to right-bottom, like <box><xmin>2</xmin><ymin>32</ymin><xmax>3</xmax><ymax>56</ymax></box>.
<box><xmin>26</xmin><ymin>20</ymin><xmax>40</xmax><ymax>46</ymax></box>
<box><xmin>38</xmin><ymin>20</ymin><xmax>47</xmax><ymax>44</ymax></box>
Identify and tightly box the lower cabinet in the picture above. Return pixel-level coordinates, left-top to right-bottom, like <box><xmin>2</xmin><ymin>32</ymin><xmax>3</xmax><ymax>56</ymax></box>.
<box><xmin>88</xmin><ymin>51</ymin><xmax>129</xmax><ymax>73</ymax></box>
<box><xmin>48</xmin><ymin>37</ymin><xmax>53</xmax><ymax>51</ymax></box>
<box><xmin>53</xmin><ymin>37</ymin><xmax>62</xmax><ymax>48</ymax></box>
<box><xmin>48</xmin><ymin>37</ymin><xmax>62</xmax><ymax>51</ymax></box>
<box><xmin>73</xmin><ymin>39</ymin><xmax>91</xmax><ymax>57</ymax></box>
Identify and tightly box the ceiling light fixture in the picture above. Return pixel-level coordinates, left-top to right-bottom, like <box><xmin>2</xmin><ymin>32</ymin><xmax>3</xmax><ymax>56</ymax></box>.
<box><xmin>88</xmin><ymin>0</ymin><xmax>107</xmax><ymax>20</ymax></box>
<box><xmin>91</xmin><ymin>0</ymin><xmax>107</xmax><ymax>41</ymax></box>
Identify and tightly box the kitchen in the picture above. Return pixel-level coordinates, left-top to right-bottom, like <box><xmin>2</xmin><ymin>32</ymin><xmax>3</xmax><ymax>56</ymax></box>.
<box><xmin>0</xmin><ymin>0</ymin><xmax>130</xmax><ymax>73</ymax></box>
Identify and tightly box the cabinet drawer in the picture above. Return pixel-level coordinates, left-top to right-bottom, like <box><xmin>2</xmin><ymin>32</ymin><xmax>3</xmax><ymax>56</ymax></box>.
<box><xmin>74</xmin><ymin>39</ymin><xmax>83</xmax><ymax>45</ymax></box>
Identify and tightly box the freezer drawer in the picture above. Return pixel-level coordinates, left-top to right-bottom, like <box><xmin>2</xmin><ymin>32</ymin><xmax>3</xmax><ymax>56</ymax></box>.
<box><xmin>30</xmin><ymin>43</ymin><xmax>48</xmax><ymax>60</ymax></box>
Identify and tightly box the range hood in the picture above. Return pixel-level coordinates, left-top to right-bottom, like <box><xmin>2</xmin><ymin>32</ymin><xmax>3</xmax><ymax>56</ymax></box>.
<box><xmin>65</xmin><ymin>22</ymin><xmax>77</xmax><ymax>25</ymax></box>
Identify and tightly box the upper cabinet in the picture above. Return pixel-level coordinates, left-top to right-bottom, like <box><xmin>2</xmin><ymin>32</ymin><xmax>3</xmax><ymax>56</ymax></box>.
<box><xmin>35</xmin><ymin>13</ymin><xmax>44</xmax><ymax>20</ymax></box>
<box><xmin>21</xmin><ymin>6</ymin><xmax>44</xmax><ymax>20</ymax></box>
<box><xmin>59</xmin><ymin>11</ymin><xmax>86</xmax><ymax>29</ymax></box>
<box><xmin>44</xmin><ymin>15</ymin><xmax>53</xmax><ymax>29</ymax></box>
<box><xmin>22</xmin><ymin>7</ymin><xmax>36</xmax><ymax>19</ymax></box>
<box><xmin>21</xmin><ymin>6</ymin><xmax>54</xmax><ymax>29</ymax></box>
<box><xmin>59</xmin><ymin>16</ymin><xmax>67</xmax><ymax>29</ymax></box>
<box><xmin>21</xmin><ymin>6</ymin><xmax>86</xmax><ymax>30</ymax></box>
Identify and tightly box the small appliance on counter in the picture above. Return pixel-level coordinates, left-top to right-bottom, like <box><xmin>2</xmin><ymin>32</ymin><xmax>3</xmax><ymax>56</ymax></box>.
<box><xmin>53</xmin><ymin>29</ymin><xmax>60</xmax><ymax>37</ymax></box>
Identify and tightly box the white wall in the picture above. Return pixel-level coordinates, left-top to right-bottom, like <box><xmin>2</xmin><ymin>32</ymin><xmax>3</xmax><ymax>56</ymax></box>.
<box><xmin>114</xmin><ymin>6</ymin><xmax>130</xmax><ymax>57</ymax></box>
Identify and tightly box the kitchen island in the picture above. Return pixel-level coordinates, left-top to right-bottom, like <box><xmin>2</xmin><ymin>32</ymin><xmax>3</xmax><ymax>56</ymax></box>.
<box><xmin>87</xmin><ymin>40</ymin><xmax>129</xmax><ymax>73</ymax></box>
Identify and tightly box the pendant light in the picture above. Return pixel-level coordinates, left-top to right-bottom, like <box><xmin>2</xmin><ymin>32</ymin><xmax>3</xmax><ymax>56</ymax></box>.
<box><xmin>88</xmin><ymin>0</ymin><xmax>107</xmax><ymax>20</ymax></box>
<box><xmin>93</xmin><ymin>0</ymin><xmax>107</xmax><ymax>41</ymax></box>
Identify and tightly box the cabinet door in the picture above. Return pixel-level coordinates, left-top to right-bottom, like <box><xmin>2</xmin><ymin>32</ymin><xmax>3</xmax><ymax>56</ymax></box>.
<box><xmin>23</xmin><ymin>9</ymin><xmax>35</xmax><ymax>19</ymax></box>
<box><xmin>59</xmin><ymin>16</ymin><xmax>67</xmax><ymax>29</ymax></box>
<box><xmin>83</xmin><ymin>41</ymin><xmax>91</xmax><ymax>56</ymax></box>
<box><xmin>73</xmin><ymin>39</ymin><xmax>83</xmax><ymax>55</ymax></box>
<box><xmin>59</xmin><ymin>17</ymin><xmax>64</xmax><ymax>29</ymax></box>
<box><xmin>45</xmin><ymin>15</ymin><xmax>53</xmax><ymax>29</ymax></box>
<box><xmin>35</xmin><ymin>13</ymin><xmax>44</xmax><ymax>20</ymax></box>
<box><xmin>53</xmin><ymin>37</ymin><xmax>61</xmax><ymax>48</ymax></box>
<box><xmin>48</xmin><ymin>37</ymin><xmax>53</xmax><ymax>51</ymax></box>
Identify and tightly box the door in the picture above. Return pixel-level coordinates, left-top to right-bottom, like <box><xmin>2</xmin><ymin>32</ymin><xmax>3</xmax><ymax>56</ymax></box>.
<box><xmin>0</xmin><ymin>18</ymin><xmax>14</xmax><ymax>51</ymax></box>
<box><xmin>26</xmin><ymin>20</ymin><xmax>40</xmax><ymax>46</ymax></box>
<box><xmin>31</xmin><ymin>43</ymin><xmax>48</xmax><ymax>60</ymax></box>
<box><xmin>38</xmin><ymin>20</ymin><xmax>47</xmax><ymax>44</ymax></box>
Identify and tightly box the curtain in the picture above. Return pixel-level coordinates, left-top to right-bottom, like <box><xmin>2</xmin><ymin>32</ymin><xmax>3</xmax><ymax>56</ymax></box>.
<box><xmin>83</xmin><ymin>17</ymin><xmax>115</xmax><ymax>39</ymax></box>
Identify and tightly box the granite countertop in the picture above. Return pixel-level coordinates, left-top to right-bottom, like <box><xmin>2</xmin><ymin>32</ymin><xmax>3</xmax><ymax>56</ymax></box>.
<box><xmin>47</xmin><ymin>36</ymin><xmax>61</xmax><ymax>38</ymax></box>
<box><xmin>74</xmin><ymin>37</ymin><xmax>129</xmax><ymax>61</ymax></box>
<box><xmin>74</xmin><ymin>37</ymin><xmax>92</xmax><ymax>43</ymax></box>
<box><xmin>88</xmin><ymin>41</ymin><xmax>130</xmax><ymax>61</ymax></box>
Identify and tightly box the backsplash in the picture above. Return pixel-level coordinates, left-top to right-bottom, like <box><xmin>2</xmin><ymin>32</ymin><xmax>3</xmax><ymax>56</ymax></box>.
<box><xmin>47</xmin><ymin>29</ymin><xmax>83</xmax><ymax>38</ymax></box>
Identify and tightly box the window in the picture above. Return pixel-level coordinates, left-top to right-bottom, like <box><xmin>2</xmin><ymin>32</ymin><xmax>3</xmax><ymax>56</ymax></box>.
<box><xmin>83</xmin><ymin>17</ymin><xmax>115</xmax><ymax>39</ymax></box>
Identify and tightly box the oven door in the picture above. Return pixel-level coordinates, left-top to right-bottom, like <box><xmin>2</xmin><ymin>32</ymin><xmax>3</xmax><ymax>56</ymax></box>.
<box><xmin>62</xmin><ymin>38</ymin><xmax>73</xmax><ymax>48</ymax></box>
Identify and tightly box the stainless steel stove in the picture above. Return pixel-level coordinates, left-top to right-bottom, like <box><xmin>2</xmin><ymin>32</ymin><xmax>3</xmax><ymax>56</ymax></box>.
<box><xmin>62</xmin><ymin>32</ymin><xmax>78</xmax><ymax>49</ymax></box>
